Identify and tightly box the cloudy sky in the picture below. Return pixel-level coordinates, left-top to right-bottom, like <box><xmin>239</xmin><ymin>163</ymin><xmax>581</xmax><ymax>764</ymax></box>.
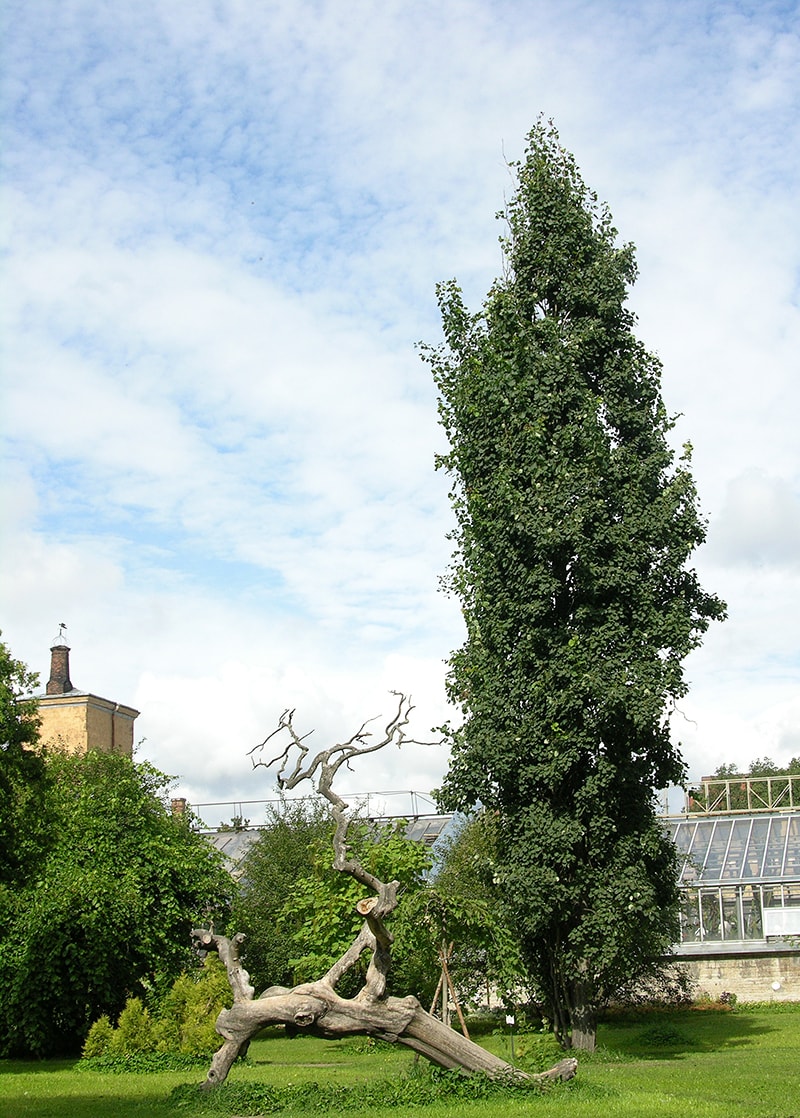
<box><xmin>2</xmin><ymin>0</ymin><xmax>799</xmax><ymax>823</ymax></box>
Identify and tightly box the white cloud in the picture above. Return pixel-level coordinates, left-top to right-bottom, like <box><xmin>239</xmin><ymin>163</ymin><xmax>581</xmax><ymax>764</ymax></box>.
<box><xmin>707</xmin><ymin>472</ymin><xmax>800</xmax><ymax>569</ymax></box>
<box><xmin>2</xmin><ymin>0</ymin><xmax>799</xmax><ymax>811</ymax></box>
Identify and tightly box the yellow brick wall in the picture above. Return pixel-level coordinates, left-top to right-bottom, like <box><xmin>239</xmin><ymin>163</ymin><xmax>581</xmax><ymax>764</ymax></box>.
<box><xmin>38</xmin><ymin>695</ymin><xmax>137</xmax><ymax>757</ymax></box>
<box><xmin>112</xmin><ymin>706</ymin><xmax>137</xmax><ymax>754</ymax></box>
<box><xmin>38</xmin><ymin>697</ymin><xmax>89</xmax><ymax>753</ymax></box>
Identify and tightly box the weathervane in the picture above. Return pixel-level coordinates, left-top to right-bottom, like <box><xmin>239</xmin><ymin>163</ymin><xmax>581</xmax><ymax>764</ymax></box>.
<box><xmin>51</xmin><ymin>622</ymin><xmax>69</xmax><ymax>647</ymax></box>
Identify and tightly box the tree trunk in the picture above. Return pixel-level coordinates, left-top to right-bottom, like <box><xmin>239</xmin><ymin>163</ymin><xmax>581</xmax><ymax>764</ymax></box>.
<box><xmin>201</xmin><ymin>979</ymin><xmax>577</xmax><ymax>1089</ymax></box>
<box><xmin>569</xmin><ymin>1003</ymin><xmax>597</xmax><ymax>1052</ymax></box>
<box><xmin>562</xmin><ymin>975</ymin><xmax>597</xmax><ymax>1052</ymax></box>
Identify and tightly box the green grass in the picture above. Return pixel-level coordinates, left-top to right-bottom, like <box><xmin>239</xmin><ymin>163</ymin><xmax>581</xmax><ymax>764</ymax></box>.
<box><xmin>1</xmin><ymin>1005</ymin><xmax>799</xmax><ymax>1118</ymax></box>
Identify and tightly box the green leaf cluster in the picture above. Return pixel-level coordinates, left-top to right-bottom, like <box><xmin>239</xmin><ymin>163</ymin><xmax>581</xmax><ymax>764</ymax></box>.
<box><xmin>232</xmin><ymin>800</ymin><xmax>435</xmax><ymax>999</ymax></box>
<box><xmin>412</xmin><ymin>811</ymin><xmax>526</xmax><ymax>1005</ymax></box>
<box><xmin>0</xmin><ymin>634</ymin><xmax>51</xmax><ymax>903</ymax></box>
<box><xmin>0</xmin><ymin>748</ymin><xmax>232</xmax><ymax>1057</ymax></box>
<box><xmin>423</xmin><ymin>120</ymin><xmax>725</xmax><ymax>1046</ymax></box>
<box><xmin>82</xmin><ymin>954</ymin><xmax>232</xmax><ymax>1059</ymax></box>
<box><xmin>230</xmin><ymin>797</ymin><xmax>334</xmax><ymax>990</ymax></box>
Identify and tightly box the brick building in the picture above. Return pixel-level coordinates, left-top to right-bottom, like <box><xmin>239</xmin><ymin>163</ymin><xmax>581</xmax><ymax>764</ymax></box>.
<box><xmin>37</xmin><ymin>626</ymin><xmax>139</xmax><ymax>756</ymax></box>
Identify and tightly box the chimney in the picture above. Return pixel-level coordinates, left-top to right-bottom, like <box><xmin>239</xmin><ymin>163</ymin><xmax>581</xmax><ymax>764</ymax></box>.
<box><xmin>46</xmin><ymin>624</ymin><xmax>73</xmax><ymax>695</ymax></box>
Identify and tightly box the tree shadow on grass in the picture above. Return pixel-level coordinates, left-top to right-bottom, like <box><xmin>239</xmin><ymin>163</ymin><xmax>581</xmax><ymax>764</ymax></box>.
<box><xmin>0</xmin><ymin>1057</ymin><xmax>81</xmax><ymax>1075</ymax></box>
<box><xmin>2</xmin><ymin>1097</ymin><xmax>178</xmax><ymax>1118</ymax></box>
<box><xmin>598</xmin><ymin>1007</ymin><xmax>773</xmax><ymax>1061</ymax></box>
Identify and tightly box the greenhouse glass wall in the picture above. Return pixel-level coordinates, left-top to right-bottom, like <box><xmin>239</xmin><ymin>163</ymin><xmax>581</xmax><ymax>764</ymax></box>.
<box><xmin>666</xmin><ymin>811</ymin><xmax>800</xmax><ymax>948</ymax></box>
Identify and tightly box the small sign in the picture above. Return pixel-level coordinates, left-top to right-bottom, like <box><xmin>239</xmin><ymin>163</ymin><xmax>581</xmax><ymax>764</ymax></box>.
<box><xmin>763</xmin><ymin>908</ymin><xmax>800</xmax><ymax>937</ymax></box>
<box><xmin>505</xmin><ymin>1014</ymin><xmax>515</xmax><ymax>1025</ymax></box>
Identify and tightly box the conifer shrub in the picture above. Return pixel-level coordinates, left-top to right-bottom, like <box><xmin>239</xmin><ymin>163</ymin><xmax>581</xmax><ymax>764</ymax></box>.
<box><xmin>81</xmin><ymin>955</ymin><xmax>231</xmax><ymax>1062</ymax></box>
<box><xmin>81</xmin><ymin>1014</ymin><xmax>114</xmax><ymax>1059</ymax></box>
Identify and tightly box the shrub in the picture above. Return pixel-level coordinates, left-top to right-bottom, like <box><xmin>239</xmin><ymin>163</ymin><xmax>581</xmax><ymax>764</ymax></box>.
<box><xmin>154</xmin><ymin>955</ymin><xmax>231</xmax><ymax>1054</ymax></box>
<box><xmin>82</xmin><ymin>1014</ymin><xmax>114</xmax><ymax>1059</ymax></box>
<box><xmin>515</xmin><ymin>1030</ymin><xmax>563</xmax><ymax>1072</ymax></box>
<box><xmin>636</xmin><ymin>1022</ymin><xmax>694</xmax><ymax>1049</ymax></box>
<box><xmin>81</xmin><ymin>956</ymin><xmax>230</xmax><ymax>1061</ymax></box>
<box><xmin>109</xmin><ymin>998</ymin><xmax>153</xmax><ymax>1053</ymax></box>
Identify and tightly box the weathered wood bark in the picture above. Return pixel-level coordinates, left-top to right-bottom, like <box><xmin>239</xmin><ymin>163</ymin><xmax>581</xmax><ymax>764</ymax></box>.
<box><xmin>196</xmin><ymin>697</ymin><xmax>577</xmax><ymax>1089</ymax></box>
<box><xmin>193</xmin><ymin>930</ymin><xmax>577</xmax><ymax>1089</ymax></box>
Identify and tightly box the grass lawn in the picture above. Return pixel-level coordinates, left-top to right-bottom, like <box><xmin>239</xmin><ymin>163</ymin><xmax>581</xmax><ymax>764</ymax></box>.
<box><xmin>1</xmin><ymin>1004</ymin><xmax>799</xmax><ymax>1118</ymax></box>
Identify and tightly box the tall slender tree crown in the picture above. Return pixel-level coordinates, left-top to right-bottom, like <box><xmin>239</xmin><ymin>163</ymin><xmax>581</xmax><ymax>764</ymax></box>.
<box><xmin>423</xmin><ymin>121</ymin><xmax>725</xmax><ymax>1048</ymax></box>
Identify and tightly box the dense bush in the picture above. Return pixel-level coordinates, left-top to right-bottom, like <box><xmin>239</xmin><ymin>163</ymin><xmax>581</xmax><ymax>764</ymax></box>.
<box><xmin>82</xmin><ymin>955</ymin><xmax>232</xmax><ymax>1060</ymax></box>
<box><xmin>0</xmin><ymin>752</ymin><xmax>231</xmax><ymax>1057</ymax></box>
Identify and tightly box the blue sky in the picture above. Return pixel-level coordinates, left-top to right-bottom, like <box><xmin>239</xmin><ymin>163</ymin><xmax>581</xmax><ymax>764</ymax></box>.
<box><xmin>2</xmin><ymin>0</ymin><xmax>799</xmax><ymax>818</ymax></box>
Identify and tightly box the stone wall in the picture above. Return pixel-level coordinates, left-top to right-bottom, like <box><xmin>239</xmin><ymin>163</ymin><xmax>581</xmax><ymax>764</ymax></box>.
<box><xmin>681</xmin><ymin>951</ymin><xmax>800</xmax><ymax>1002</ymax></box>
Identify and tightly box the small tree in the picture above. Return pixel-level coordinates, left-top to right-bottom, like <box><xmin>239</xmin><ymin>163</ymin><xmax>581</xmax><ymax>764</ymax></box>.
<box><xmin>0</xmin><ymin>751</ymin><xmax>232</xmax><ymax>1057</ymax></box>
<box><xmin>414</xmin><ymin>810</ymin><xmax>526</xmax><ymax>1010</ymax></box>
<box><xmin>234</xmin><ymin>798</ymin><xmax>436</xmax><ymax>1000</ymax></box>
<box><xmin>232</xmin><ymin>797</ymin><xmax>334</xmax><ymax>990</ymax></box>
<box><xmin>191</xmin><ymin>696</ymin><xmax>577</xmax><ymax>1088</ymax></box>
<box><xmin>424</xmin><ymin>121</ymin><xmax>725</xmax><ymax>1049</ymax></box>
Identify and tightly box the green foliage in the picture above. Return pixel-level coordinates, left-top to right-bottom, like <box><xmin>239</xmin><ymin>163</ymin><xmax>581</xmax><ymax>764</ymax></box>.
<box><xmin>169</xmin><ymin>1065</ymin><xmax>548</xmax><ymax>1114</ymax></box>
<box><xmin>414</xmin><ymin>811</ymin><xmax>527</xmax><ymax>1005</ymax></box>
<box><xmin>0</xmin><ymin>633</ymin><xmax>41</xmax><ymax>750</ymax></box>
<box><xmin>634</xmin><ymin>1022</ymin><xmax>694</xmax><ymax>1050</ymax></box>
<box><xmin>514</xmin><ymin>1030</ymin><xmax>564</xmax><ymax>1072</ymax></box>
<box><xmin>276</xmin><ymin>816</ymin><xmax>433</xmax><ymax>995</ymax></box>
<box><xmin>111</xmin><ymin>998</ymin><xmax>154</xmax><ymax>1053</ymax></box>
<box><xmin>231</xmin><ymin>797</ymin><xmax>333</xmax><ymax>990</ymax></box>
<box><xmin>82</xmin><ymin>1014</ymin><xmax>115</xmax><ymax>1058</ymax></box>
<box><xmin>233</xmin><ymin>799</ymin><xmax>435</xmax><ymax>1000</ymax></box>
<box><xmin>424</xmin><ymin>120</ymin><xmax>725</xmax><ymax>1047</ymax></box>
<box><xmin>79</xmin><ymin>1050</ymin><xmax>212</xmax><ymax>1073</ymax></box>
<box><xmin>151</xmin><ymin>954</ymin><xmax>232</xmax><ymax>1055</ymax></box>
<box><xmin>0</xmin><ymin>752</ymin><xmax>231</xmax><ymax>1058</ymax></box>
<box><xmin>81</xmin><ymin>955</ymin><xmax>232</xmax><ymax>1061</ymax></box>
<box><xmin>0</xmin><ymin>635</ymin><xmax>51</xmax><ymax>903</ymax></box>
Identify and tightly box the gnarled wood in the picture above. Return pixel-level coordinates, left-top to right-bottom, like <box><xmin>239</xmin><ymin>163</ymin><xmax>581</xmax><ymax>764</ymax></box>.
<box><xmin>196</xmin><ymin>697</ymin><xmax>577</xmax><ymax>1090</ymax></box>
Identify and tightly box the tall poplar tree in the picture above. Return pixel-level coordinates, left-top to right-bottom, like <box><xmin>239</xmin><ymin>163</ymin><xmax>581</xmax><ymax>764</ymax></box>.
<box><xmin>424</xmin><ymin>122</ymin><xmax>725</xmax><ymax>1049</ymax></box>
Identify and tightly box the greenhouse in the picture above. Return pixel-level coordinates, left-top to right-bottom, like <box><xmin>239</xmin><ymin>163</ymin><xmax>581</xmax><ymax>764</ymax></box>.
<box><xmin>667</xmin><ymin>810</ymin><xmax>800</xmax><ymax>948</ymax></box>
<box><xmin>663</xmin><ymin>775</ymin><xmax>800</xmax><ymax>1000</ymax></box>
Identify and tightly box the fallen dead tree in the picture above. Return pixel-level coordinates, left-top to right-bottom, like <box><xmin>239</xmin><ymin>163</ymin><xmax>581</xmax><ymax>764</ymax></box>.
<box><xmin>192</xmin><ymin>694</ymin><xmax>577</xmax><ymax>1089</ymax></box>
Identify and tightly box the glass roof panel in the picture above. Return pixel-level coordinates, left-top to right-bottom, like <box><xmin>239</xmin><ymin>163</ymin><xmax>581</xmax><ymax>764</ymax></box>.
<box><xmin>670</xmin><ymin>813</ymin><xmax>800</xmax><ymax>884</ymax></box>
<box><xmin>685</xmin><ymin>820</ymin><xmax>715</xmax><ymax>881</ymax></box>
<box><xmin>763</xmin><ymin>817</ymin><xmax>788</xmax><ymax>877</ymax></box>
<box><xmin>721</xmin><ymin>818</ymin><xmax>753</xmax><ymax>879</ymax></box>
<box><xmin>701</xmin><ymin>819</ymin><xmax>732</xmax><ymax>880</ymax></box>
<box><xmin>672</xmin><ymin>821</ymin><xmax>694</xmax><ymax>857</ymax></box>
<box><xmin>742</xmin><ymin>817</ymin><xmax>770</xmax><ymax>879</ymax></box>
<box><xmin>785</xmin><ymin>817</ymin><xmax>800</xmax><ymax>879</ymax></box>
<box><xmin>669</xmin><ymin>820</ymin><xmax>694</xmax><ymax>881</ymax></box>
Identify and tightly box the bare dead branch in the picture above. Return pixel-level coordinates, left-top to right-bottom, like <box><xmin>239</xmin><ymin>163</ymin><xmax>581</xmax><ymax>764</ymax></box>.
<box><xmin>248</xmin><ymin>693</ymin><xmax>433</xmax><ymax>901</ymax></box>
<box><xmin>191</xmin><ymin>928</ymin><xmax>254</xmax><ymax>1004</ymax></box>
<box><xmin>192</xmin><ymin>697</ymin><xmax>577</xmax><ymax>1091</ymax></box>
